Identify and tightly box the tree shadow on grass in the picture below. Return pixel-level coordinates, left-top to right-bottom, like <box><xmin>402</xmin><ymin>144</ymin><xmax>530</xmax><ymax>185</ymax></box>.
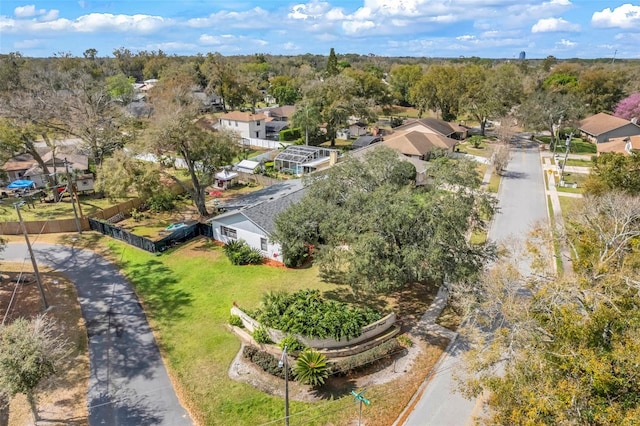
<box><xmin>389</xmin><ymin>281</ymin><xmax>439</xmax><ymax>331</ymax></box>
<box><xmin>311</xmin><ymin>377</ymin><xmax>357</xmax><ymax>400</ymax></box>
<box><xmin>118</xmin><ymin>258</ymin><xmax>193</xmax><ymax>326</ymax></box>
<box><xmin>322</xmin><ymin>286</ymin><xmax>387</xmax><ymax>313</ymax></box>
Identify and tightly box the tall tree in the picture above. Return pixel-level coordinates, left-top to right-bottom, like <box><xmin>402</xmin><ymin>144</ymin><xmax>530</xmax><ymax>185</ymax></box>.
<box><xmin>460</xmin><ymin>193</ymin><xmax>640</xmax><ymax>425</ymax></box>
<box><xmin>146</xmin><ymin>65</ymin><xmax>239</xmax><ymax>216</ymax></box>
<box><xmin>290</xmin><ymin>101</ymin><xmax>321</xmax><ymax>146</ymax></box>
<box><xmin>410</xmin><ymin>64</ymin><xmax>464</xmax><ymax>121</ymax></box>
<box><xmin>518</xmin><ymin>90</ymin><xmax>582</xmax><ymax>149</ymax></box>
<box><xmin>273</xmin><ymin>148</ymin><xmax>495</xmax><ymax>293</ymax></box>
<box><xmin>578</xmin><ymin>67</ymin><xmax>628</xmax><ymax>114</ymax></box>
<box><xmin>388</xmin><ymin>64</ymin><xmax>422</xmax><ymax>106</ymax></box>
<box><xmin>326</xmin><ymin>48</ymin><xmax>339</xmax><ymax>77</ymax></box>
<box><xmin>461</xmin><ymin>63</ymin><xmax>524</xmax><ymax>135</ymax></box>
<box><xmin>0</xmin><ymin>316</ymin><xmax>69</xmax><ymax>424</ymax></box>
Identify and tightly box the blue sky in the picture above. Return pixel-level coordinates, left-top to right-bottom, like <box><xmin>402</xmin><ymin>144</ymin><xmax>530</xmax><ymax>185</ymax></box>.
<box><xmin>1</xmin><ymin>1</ymin><xmax>639</xmax><ymax>59</ymax></box>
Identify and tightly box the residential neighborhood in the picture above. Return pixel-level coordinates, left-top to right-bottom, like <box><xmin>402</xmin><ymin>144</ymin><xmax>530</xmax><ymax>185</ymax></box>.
<box><xmin>2</xmin><ymin>4</ymin><xmax>640</xmax><ymax>425</ymax></box>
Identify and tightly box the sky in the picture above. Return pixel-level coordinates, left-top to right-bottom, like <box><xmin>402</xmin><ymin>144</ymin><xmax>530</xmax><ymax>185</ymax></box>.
<box><xmin>1</xmin><ymin>1</ymin><xmax>639</xmax><ymax>59</ymax></box>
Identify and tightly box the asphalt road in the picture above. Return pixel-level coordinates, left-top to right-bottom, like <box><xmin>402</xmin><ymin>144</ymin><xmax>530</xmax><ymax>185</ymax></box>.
<box><xmin>403</xmin><ymin>135</ymin><xmax>548</xmax><ymax>426</ymax></box>
<box><xmin>2</xmin><ymin>242</ymin><xmax>193</xmax><ymax>426</ymax></box>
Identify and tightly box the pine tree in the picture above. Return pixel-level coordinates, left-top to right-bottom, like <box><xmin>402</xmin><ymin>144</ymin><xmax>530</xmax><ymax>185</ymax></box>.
<box><xmin>326</xmin><ymin>48</ymin><xmax>339</xmax><ymax>77</ymax></box>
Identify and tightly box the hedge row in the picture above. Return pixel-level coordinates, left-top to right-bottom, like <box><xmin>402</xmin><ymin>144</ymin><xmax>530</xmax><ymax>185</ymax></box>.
<box><xmin>331</xmin><ymin>338</ymin><xmax>402</xmax><ymax>376</ymax></box>
<box><xmin>243</xmin><ymin>345</ymin><xmax>292</xmax><ymax>380</ymax></box>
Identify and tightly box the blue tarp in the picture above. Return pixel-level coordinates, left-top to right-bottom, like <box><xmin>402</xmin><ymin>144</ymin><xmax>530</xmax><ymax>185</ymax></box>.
<box><xmin>7</xmin><ymin>180</ymin><xmax>35</xmax><ymax>189</ymax></box>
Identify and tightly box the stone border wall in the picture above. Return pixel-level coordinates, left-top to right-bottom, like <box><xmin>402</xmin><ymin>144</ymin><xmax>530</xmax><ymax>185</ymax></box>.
<box><xmin>230</xmin><ymin>306</ymin><xmax>396</xmax><ymax>350</ymax></box>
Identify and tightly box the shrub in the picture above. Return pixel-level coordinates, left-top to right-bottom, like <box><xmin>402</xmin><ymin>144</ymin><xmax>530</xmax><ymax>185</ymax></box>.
<box><xmin>223</xmin><ymin>240</ymin><xmax>264</xmax><ymax>265</ymax></box>
<box><xmin>148</xmin><ymin>191</ymin><xmax>175</xmax><ymax>212</ymax></box>
<box><xmin>252</xmin><ymin>326</ymin><xmax>272</xmax><ymax>344</ymax></box>
<box><xmin>397</xmin><ymin>334</ymin><xmax>413</xmax><ymax>348</ymax></box>
<box><xmin>256</xmin><ymin>289</ymin><xmax>382</xmax><ymax>341</ymax></box>
<box><xmin>278</xmin><ymin>335</ymin><xmax>306</xmax><ymax>353</ymax></box>
<box><xmin>294</xmin><ymin>349</ymin><xmax>329</xmax><ymax>387</ymax></box>
<box><xmin>331</xmin><ymin>338</ymin><xmax>402</xmax><ymax>376</ymax></box>
<box><xmin>242</xmin><ymin>345</ymin><xmax>292</xmax><ymax>380</ymax></box>
<box><xmin>467</xmin><ymin>135</ymin><xmax>484</xmax><ymax>148</ymax></box>
<box><xmin>279</xmin><ymin>128</ymin><xmax>302</xmax><ymax>142</ymax></box>
<box><xmin>228</xmin><ymin>314</ymin><xmax>243</xmax><ymax>328</ymax></box>
<box><xmin>130</xmin><ymin>207</ymin><xmax>146</xmax><ymax>222</ymax></box>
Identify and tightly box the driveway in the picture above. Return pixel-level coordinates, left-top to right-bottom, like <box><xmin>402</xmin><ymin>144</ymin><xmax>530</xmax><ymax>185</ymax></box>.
<box><xmin>2</xmin><ymin>243</ymin><xmax>193</xmax><ymax>426</ymax></box>
<box><xmin>402</xmin><ymin>134</ymin><xmax>548</xmax><ymax>425</ymax></box>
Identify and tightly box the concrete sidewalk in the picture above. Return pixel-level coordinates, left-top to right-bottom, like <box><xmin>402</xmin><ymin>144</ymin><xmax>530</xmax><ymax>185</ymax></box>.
<box><xmin>2</xmin><ymin>243</ymin><xmax>193</xmax><ymax>426</ymax></box>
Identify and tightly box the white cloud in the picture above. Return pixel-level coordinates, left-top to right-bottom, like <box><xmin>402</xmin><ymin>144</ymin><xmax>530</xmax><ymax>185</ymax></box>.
<box><xmin>457</xmin><ymin>34</ymin><xmax>477</xmax><ymax>42</ymax></box>
<box><xmin>71</xmin><ymin>13</ymin><xmax>170</xmax><ymax>33</ymax></box>
<box><xmin>342</xmin><ymin>20</ymin><xmax>376</xmax><ymax>34</ymax></box>
<box><xmin>556</xmin><ymin>38</ymin><xmax>576</xmax><ymax>48</ymax></box>
<box><xmin>187</xmin><ymin>7</ymin><xmax>270</xmax><ymax>29</ymax></box>
<box><xmin>39</xmin><ymin>10</ymin><xmax>60</xmax><ymax>22</ymax></box>
<box><xmin>592</xmin><ymin>4</ymin><xmax>640</xmax><ymax>29</ymax></box>
<box><xmin>199</xmin><ymin>34</ymin><xmax>235</xmax><ymax>45</ymax></box>
<box><xmin>14</xmin><ymin>5</ymin><xmax>38</xmax><ymax>18</ymax></box>
<box><xmin>532</xmin><ymin>17</ymin><xmax>580</xmax><ymax>33</ymax></box>
<box><xmin>282</xmin><ymin>42</ymin><xmax>299</xmax><ymax>51</ymax></box>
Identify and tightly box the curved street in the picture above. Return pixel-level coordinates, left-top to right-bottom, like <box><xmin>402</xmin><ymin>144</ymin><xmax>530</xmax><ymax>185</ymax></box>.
<box><xmin>1</xmin><ymin>242</ymin><xmax>193</xmax><ymax>426</ymax></box>
<box><xmin>402</xmin><ymin>135</ymin><xmax>549</xmax><ymax>425</ymax></box>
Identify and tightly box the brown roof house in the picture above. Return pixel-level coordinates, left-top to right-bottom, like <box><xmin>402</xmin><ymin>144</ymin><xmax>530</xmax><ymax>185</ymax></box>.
<box><xmin>2</xmin><ymin>151</ymin><xmax>91</xmax><ymax>189</ymax></box>
<box><xmin>217</xmin><ymin>111</ymin><xmax>267</xmax><ymax>140</ymax></box>
<box><xmin>579</xmin><ymin>113</ymin><xmax>640</xmax><ymax>143</ymax></box>
<box><xmin>381</xmin><ymin>130</ymin><xmax>457</xmax><ymax>160</ymax></box>
<box><xmin>395</xmin><ymin>117</ymin><xmax>468</xmax><ymax>140</ymax></box>
<box><xmin>597</xmin><ymin>135</ymin><xmax>640</xmax><ymax>156</ymax></box>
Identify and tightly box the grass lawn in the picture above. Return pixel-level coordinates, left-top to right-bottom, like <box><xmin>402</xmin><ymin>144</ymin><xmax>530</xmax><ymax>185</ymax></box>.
<box><xmin>558</xmin><ymin>195</ymin><xmax>584</xmax><ymax>218</ymax></box>
<box><xmin>0</xmin><ymin>194</ymin><xmax>136</xmax><ymax>222</ymax></box>
<box><xmin>91</xmin><ymin>236</ymin><xmax>440</xmax><ymax>426</ymax></box>
<box><xmin>319</xmin><ymin>138</ymin><xmax>353</xmax><ymax>148</ymax></box>
<box><xmin>555</xmin><ymin>138</ymin><xmax>597</xmax><ymax>155</ymax></box>
<box><xmin>564</xmin><ymin>158</ymin><xmax>593</xmax><ymax>167</ymax></box>
<box><xmin>488</xmin><ymin>172</ymin><xmax>501</xmax><ymax>193</ymax></box>
<box><xmin>555</xmin><ymin>173</ymin><xmax>588</xmax><ymax>194</ymax></box>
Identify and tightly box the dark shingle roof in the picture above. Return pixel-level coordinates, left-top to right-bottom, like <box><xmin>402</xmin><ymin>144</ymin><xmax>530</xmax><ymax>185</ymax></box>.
<box><xmin>266</xmin><ymin>121</ymin><xmax>289</xmax><ymax>132</ymax></box>
<box><xmin>353</xmin><ymin>135</ymin><xmax>382</xmax><ymax>148</ymax></box>
<box><xmin>241</xmin><ymin>188</ymin><xmax>307</xmax><ymax>233</ymax></box>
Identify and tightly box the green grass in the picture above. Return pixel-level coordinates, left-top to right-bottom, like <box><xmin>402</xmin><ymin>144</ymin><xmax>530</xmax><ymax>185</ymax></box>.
<box><xmin>0</xmin><ymin>194</ymin><xmax>136</xmax><ymax>222</ymax></box>
<box><xmin>102</xmin><ymin>238</ymin><xmax>437</xmax><ymax>426</ymax></box>
<box><xmin>564</xmin><ymin>158</ymin><xmax>593</xmax><ymax>167</ymax></box>
<box><xmin>555</xmin><ymin>138</ymin><xmax>597</xmax><ymax>154</ymax></box>
<box><xmin>547</xmin><ymin>195</ymin><xmax>564</xmax><ymax>274</ymax></box>
<box><xmin>104</xmin><ymin>238</ymin><xmax>350</xmax><ymax>425</ymax></box>
<box><xmin>558</xmin><ymin>196</ymin><xmax>584</xmax><ymax>218</ymax></box>
<box><xmin>488</xmin><ymin>172</ymin><xmax>501</xmax><ymax>193</ymax></box>
<box><xmin>456</xmin><ymin>140</ymin><xmax>493</xmax><ymax>158</ymax></box>
<box><xmin>469</xmin><ymin>229</ymin><xmax>487</xmax><ymax>245</ymax></box>
<box><xmin>555</xmin><ymin>173</ymin><xmax>588</xmax><ymax>194</ymax></box>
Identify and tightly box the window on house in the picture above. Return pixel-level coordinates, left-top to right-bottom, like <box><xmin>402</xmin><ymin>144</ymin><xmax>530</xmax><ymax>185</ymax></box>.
<box><xmin>260</xmin><ymin>238</ymin><xmax>267</xmax><ymax>251</ymax></box>
<box><xmin>256</xmin><ymin>120</ymin><xmax>261</xmax><ymax>126</ymax></box>
<box><xmin>235</xmin><ymin>121</ymin><xmax>238</xmax><ymax>127</ymax></box>
<box><xmin>255</xmin><ymin>131</ymin><xmax>260</xmax><ymax>138</ymax></box>
<box><xmin>220</xmin><ymin>226</ymin><xmax>237</xmax><ymax>239</ymax></box>
<box><xmin>228</xmin><ymin>120</ymin><xmax>232</xmax><ymax>125</ymax></box>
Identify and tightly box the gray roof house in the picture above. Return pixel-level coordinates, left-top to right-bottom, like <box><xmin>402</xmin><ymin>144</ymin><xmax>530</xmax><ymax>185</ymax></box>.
<box><xmin>209</xmin><ymin>185</ymin><xmax>306</xmax><ymax>263</ymax></box>
<box><xmin>579</xmin><ymin>113</ymin><xmax>640</xmax><ymax>143</ymax></box>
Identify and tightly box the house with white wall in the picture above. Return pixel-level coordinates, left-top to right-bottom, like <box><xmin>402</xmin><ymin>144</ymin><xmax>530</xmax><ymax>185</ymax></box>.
<box><xmin>209</xmin><ymin>186</ymin><xmax>306</xmax><ymax>263</ymax></box>
<box><xmin>218</xmin><ymin>111</ymin><xmax>267</xmax><ymax>140</ymax></box>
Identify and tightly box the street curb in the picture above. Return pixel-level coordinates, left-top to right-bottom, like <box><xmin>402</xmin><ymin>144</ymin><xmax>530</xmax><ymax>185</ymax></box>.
<box><xmin>391</xmin><ymin>332</ymin><xmax>460</xmax><ymax>426</ymax></box>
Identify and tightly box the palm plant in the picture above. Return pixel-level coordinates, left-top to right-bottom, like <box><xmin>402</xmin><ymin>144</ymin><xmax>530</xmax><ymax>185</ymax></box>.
<box><xmin>293</xmin><ymin>349</ymin><xmax>329</xmax><ymax>387</ymax></box>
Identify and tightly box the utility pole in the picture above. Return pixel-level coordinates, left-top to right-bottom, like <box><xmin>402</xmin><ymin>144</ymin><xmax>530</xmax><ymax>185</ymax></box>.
<box><xmin>14</xmin><ymin>201</ymin><xmax>49</xmax><ymax>310</ymax></box>
<box><xmin>561</xmin><ymin>133</ymin><xmax>573</xmax><ymax>182</ymax></box>
<box><xmin>279</xmin><ymin>346</ymin><xmax>290</xmax><ymax>426</ymax></box>
<box><xmin>64</xmin><ymin>158</ymin><xmax>82</xmax><ymax>234</ymax></box>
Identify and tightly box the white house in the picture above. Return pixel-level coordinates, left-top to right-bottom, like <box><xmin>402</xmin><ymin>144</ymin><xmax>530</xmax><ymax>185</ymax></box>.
<box><xmin>209</xmin><ymin>187</ymin><xmax>306</xmax><ymax>262</ymax></box>
<box><xmin>218</xmin><ymin>111</ymin><xmax>267</xmax><ymax>140</ymax></box>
